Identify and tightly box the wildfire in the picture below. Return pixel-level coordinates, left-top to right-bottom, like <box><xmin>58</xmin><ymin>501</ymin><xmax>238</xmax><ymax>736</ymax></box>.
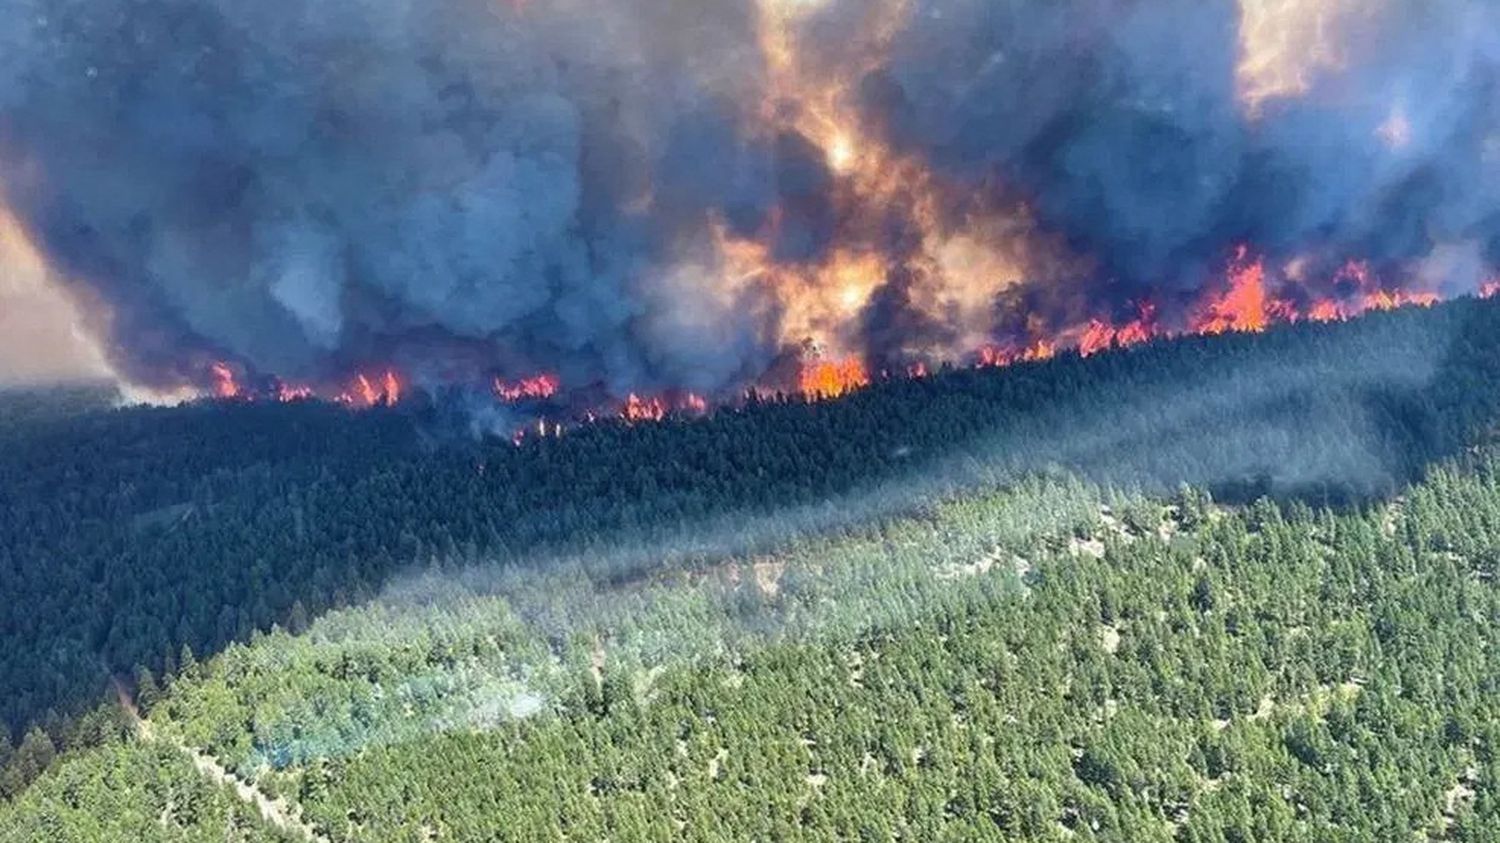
<box><xmin>1364</xmin><ymin>289</ymin><xmax>1441</xmax><ymax>311</ymax></box>
<box><xmin>494</xmin><ymin>373</ymin><xmax>561</xmax><ymax>402</ymax></box>
<box><xmin>718</xmin><ymin>0</ymin><xmax>1049</xmax><ymax>368</ymax></box>
<box><xmin>1077</xmin><ymin>304</ymin><xmax>1157</xmax><ymax>357</ymax></box>
<box><xmin>357</xmin><ymin>375</ymin><xmax>379</xmax><ymax>406</ymax></box>
<box><xmin>1308</xmin><ymin>299</ymin><xmax>1344</xmax><ymax>323</ymax></box>
<box><xmin>681</xmin><ymin>393</ymin><xmax>710</xmax><ymax>415</ymax></box>
<box><xmin>977</xmin><ymin>340</ymin><xmax>1059</xmax><ymax>369</ymax></box>
<box><xmin>1192</xmin><ymin>248</ymin><xmax>1287</xmax><ymax>334</ymax></box>
<box><xmin>21</xmin><ymin>0</ymin><xmax>1500</xmax><ymax>453</ymax></box>
<box><xmin>187</xmin><ymin>242</ymin><xmax>1481</xmax><ymax>452</ymax></box>
<box><xmin>1077</xmin><ymin>321</ymin><xmax>1116</xmax><ymax>357</ymax></box>
<box><xmin>338</xmin><ymin>370</ymin><xmax>402</xmax><ymax>408</ymax></box>
<box><xmin>799</xmin><ymin>357</ymin><xmax>870</xmax><ymax>398</ymax></box>
<box><xmin>276</xmin><ymin>382</ymin><xmax>314</xmax><ymax>403</ymax></box>
<box><xmin>1088</xmin><ymin>249</ymin><xmax>1449</xmax><ymax>350</ymax></box>
<box><xmin>1115</xmin><ymin>304</ymin><xmax>1158</xmax><ymax>348</ymax></box>
<box><xmin>622</xmin><ymin>393</ymin><xmax>667</xmax><ymax>423</ymax></box>
<box><xmin>1315</xmin><ymin>259</ymin><xmax>1441</xmax><ymax>317</ymax></box>
<box><xmin>210</xmin><ymin>361</ymin><xmax>242</xmax><ymax>399</ymax></box>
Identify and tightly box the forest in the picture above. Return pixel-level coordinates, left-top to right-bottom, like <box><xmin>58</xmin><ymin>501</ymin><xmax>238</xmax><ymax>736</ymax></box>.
<box><xmin>4</xmin><ymin>299</ymin><xmax>1500</xmax><ymax>838</ymax></box>
<box><xmin>6</xmin><ymin>441</ymin><xmax>1500</xmax><ymax>840</ymax></box>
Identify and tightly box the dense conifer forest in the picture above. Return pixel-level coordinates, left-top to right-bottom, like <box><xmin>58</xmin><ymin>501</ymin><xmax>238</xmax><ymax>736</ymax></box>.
<box><xmin>5</xmin><ymin>300</ymin><xmax>1500</xmax><ymax>839</ymax></box>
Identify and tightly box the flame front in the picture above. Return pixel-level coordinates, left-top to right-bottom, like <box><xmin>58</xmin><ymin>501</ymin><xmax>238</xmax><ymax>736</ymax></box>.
<box><xmin>333</xmin><ymin>370</ymin><xmax>402</xmax><ymax>409</ymax></box>
<box><xmin>210</xmin><ymin>362</ymin><xmax>242</xmax><ymax>399</ymax></box>
<box><xmin>712</xmin><ymin>0</ymin><xmax>1056</xmax><ymax>376</ymax></box>
<box><xmin>1193</xmin><ymin>248</ymin><xmax>1282</xmax><ymax>335</ymax></box>
<box><xmin>623</xmin><ymin>393</ymin><xmax>667</xmax><ymax>423</ymax></box>
<box><xmin>799</xmin><ymin>357</ymin><xmax>869</xmax><ymax>399</ymax></box>
<box><xmin>495</xmin><ymin>373</ymin><xmax>561</xmax><ymax>403</ymax></box>
<box><xmin>3</xmin><ymin>0</ymin><xmax>1497</xmax><ymax>421</ymax></box>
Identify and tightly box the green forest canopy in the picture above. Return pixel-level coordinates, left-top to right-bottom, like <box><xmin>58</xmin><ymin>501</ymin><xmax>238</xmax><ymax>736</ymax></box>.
<box><xmin>5</xmin><ymin>299</ymin><xmax>1500</xmax><ymax>838</ymax></box>
<box><xmin>7</xmin><ymin>447</ymin><xmax>1500</xmax><ymax>840</ymax></box>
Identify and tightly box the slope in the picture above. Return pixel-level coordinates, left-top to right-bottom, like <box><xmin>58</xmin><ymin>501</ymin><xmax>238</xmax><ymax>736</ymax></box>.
<box><xmin>8</xmin><ymin>455</ymin><xmax>1500</xmax><ymax>840</ymax></box>
<box><xmin>4</xmin><ymin>297</ymin><xmax>1500</xmax><ymax>815</ymax></box>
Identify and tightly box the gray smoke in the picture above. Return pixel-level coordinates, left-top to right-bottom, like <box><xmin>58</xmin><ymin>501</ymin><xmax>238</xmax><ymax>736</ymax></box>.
<box><xmin>0</xmin><ymin>0</ymin><xmax>795</xmax><ymax>393</ymax></box>
<box><xmin>2</xmin><ymin>0</ymin><xmax>1498</xmax><ymax>396</ymax></box>
<box><xmin>841</xmin><ymin>0</ymin><xmax>1500</xmax><ymax>297</ymax></box>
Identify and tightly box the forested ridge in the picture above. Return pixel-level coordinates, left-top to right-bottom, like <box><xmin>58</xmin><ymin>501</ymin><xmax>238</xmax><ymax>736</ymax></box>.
<box><xmin>6</xmin><ymin>450</ymin><xmax>1500</xmax><ymax>840</ymax></box>
<box><xmin>5</xmin><ymin>299</ymin><xmax>1500</xmax><ymax>835</ymax></box>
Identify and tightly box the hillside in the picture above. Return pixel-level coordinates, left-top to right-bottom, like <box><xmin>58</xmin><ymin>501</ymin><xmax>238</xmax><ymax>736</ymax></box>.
<box><xmin>12</xmin><ymin>0</ymin><xmax>1500</xmax><ymax>837</ymax></box>
<box><xmin>4</xmin><ymin>301</ymin><xmax>1500</xmax><ymax>839</ymax></box>
<box><xmin>6</xmin><ymin>450</ymin><xmax>1500</xmax><ymax>840</ymax></box>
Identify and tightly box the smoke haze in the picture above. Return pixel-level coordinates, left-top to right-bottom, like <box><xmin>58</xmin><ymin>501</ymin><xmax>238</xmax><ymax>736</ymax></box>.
<box><xmin>0</xmin><ymin>207</ymin><xmax>109</xmax><ymax>385</ymax></box>
<box><xmin>1</xmin><ymin>0</ymin><xmax>1497</xmax><ymax>398</ymax></box>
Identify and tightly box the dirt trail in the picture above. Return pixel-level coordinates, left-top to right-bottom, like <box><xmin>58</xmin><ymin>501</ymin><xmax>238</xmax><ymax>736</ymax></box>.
<box><xmin>114</xmin><ymin>679</ymin><xmax>328</xmax><ymax>843</ymax></box>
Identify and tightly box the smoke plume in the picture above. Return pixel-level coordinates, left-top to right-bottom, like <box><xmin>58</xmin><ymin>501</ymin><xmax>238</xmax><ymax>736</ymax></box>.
<box><xmin>1</xmin><ymin>0</ymin><xmax>1497</xmax><ymax>401</ymax></box>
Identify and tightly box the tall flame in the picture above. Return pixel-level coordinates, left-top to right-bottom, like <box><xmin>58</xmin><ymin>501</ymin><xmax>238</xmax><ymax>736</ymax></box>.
<box><xmin>336</xmin><ymin>370</ymin><xmax>402</xmax><ymax>408</ymax></box>
<box><xmin>1077</xmin><ymin>303</ymin><xmax>1158</xmax><ymax>357</ymax></box>
<box><xmin>715</xmin><ymin>0</ymin><xmax>1052</xmax><ymax>367</ymax></box>
<box><xmin>210</xmin><ymin>361</ymin><xmax>242</xmax><ymax>399</ymax></box>
<box><xmin>16</xmin><ymin>0</ymin><xmax>1490</xmax><ymax>421</ymax></box>
<box><xmin>4</xmin><ymin>0</ymin><xmax>1498</xmax><ymax>430</ymax></box>
<box><xmin>799</xmin><ymin>357</ymin><xmax>870</xmax><ymax>399</ymax></box>
<box><xmin>622</xmin><ymin>393</ymin><xmax>667</xmax><ymax>423</ymax></box>
<box><xmin>1192</xmin><ymin>248</ymin><xmax>1285</xmax><ymax>334</ymax></box>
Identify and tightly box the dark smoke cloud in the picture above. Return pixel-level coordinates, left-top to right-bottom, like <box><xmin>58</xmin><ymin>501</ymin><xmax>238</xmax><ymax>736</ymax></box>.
<box><xmin>0</xmin><ymin>0</ymin><xmax>795</xmax><ymax>393</ymax></box>
<box><xmin>2</xmin><ymin>0</ymin><xmax>1499</xmax><ymax>396</ymax></box>
<box><xmin>841</xmin><ymin>0</ymin><xmax>1500</xmax><ymax>299</ymax></box>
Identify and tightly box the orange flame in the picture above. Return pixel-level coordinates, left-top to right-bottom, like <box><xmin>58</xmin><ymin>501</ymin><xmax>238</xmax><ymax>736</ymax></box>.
<box><xmin>494</xmin><ymin>373</ymin><xmax>561</xmax><ymax>402</ymax></box>
<box><xmin>680</xmin><ymin>393</ymin><xmax>709</xmax><ymax>415</ymax></box>
<box><xmin>1077</xmin><ymin>320</ymin><xmax>1116</xmax><ymax>357</ymax></box>
<box><xmin>356</xmin><ymin>374</ymin><xmax>379</xmax><ymax>406</ymax></box>
<box><xmin>697</xmin><ymin>0</ymin><xmax>1068</xmax><ymax>371</ymax></box>
<box><xmin>977</xmin><ymin>339</ymin><xmax>1059</xmax><ymax>368</ymax></box>
<box><xmin>1115</xmin><ymin>303</ymin><xmax>1158</xmax><ymax>348</ymax></box>
<box><xmin>1192</xmin><ymin>247</ymin><xmax>1284</xmax><ymax>334</ymax></box>
<box><xmin>276</xmin><ymin>382</ymin><xmax>314</xmax><ymax>402</ymax></box>
<box><xmin>1363</xmin><ymin>289</ymin><xmax>1440</xmax><ymax>312</ymax></box>
<box><xmin>1024</xmin><ymin>340</ymin><xmax>1057</xmax><ymax>362</ymax></box>
<box><xmin>1317</xmin><ymin>259</ymin><xmax>1441</xmax><ymax>316</ymax></box>
<box><xmin>623</xmin><ymin>393</ymin><xmax>667</xmax><ymax>423</ymax></box>
<box><xmin>1306</xmin><ymin>299</ymin><xmax>1340</xmax><ymax>322</ymax></box>
<box><xmin>337</xmin><ymin>369</ymin><xmax>402</xmax><ymax>408</ymax></box>
<box><xmin>210</xmin><ymin>361</ymin><xmax>241</xmax><ymax>399</ymax></box>
<box><xmin>798</xmin><ymin>357</ymin><xmax>869</xmax><ymax>398</ymax></box>
<box><xmin>195</xmin><ymin>239</ymin><xmax>1478</xmax><ymax>431</ymax></box>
